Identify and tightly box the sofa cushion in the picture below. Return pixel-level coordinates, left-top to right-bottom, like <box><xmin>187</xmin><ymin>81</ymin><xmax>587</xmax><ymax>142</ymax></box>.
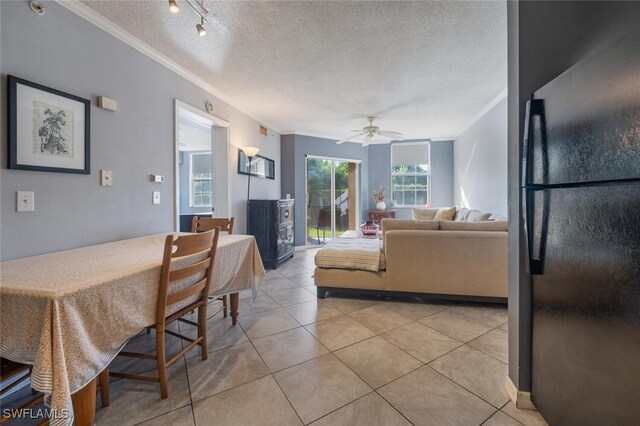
<box><xmin>411</xmin><ymin>208</ymin><xmax>439</xmax><ymax>221</ymax></box>
<box><xmin>465</xmin><ymin>210</ymin><xmax>492</xmax><ymax>222</ymax></box>
<box><xmin>381</xmin><ymin>219</ymin><xmax>440</xmax><ymax>236</ymax></box>
<box><xmin>439</xmin><ymin>221</ymin><xmax>508</xmax><ymax>232</ymax></box>
<box><xmin>434</xmin><ymin>207</ymin><xmax>457</xmax><ymax>221</ymax></box>
<box><xmin>454</xmin><ymin>207</ymin><xmax>471</xmax><ymax>222</ymax></box>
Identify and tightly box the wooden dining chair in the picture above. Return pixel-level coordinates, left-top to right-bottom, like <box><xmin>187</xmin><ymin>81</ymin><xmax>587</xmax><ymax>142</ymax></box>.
<box><xmin>191</xmin><ymin>216</ymin><xmax>234</xmax><ymax>318</ymax></box>
<box><xmin>110</xmin><ymin>229</ymin><xmax>219</xmax><ymax>399</ymax></box>
<box><xmin>0</xmin><ymin>358</ymin><xmax>109</xmax><ymax>425</ymax></box>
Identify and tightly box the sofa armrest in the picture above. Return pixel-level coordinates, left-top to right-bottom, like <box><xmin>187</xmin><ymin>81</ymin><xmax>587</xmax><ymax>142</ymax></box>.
<box><xmin>383</xmin><ymin>230</ymin><xmax>507</xmax><ymax>297</ymax></box>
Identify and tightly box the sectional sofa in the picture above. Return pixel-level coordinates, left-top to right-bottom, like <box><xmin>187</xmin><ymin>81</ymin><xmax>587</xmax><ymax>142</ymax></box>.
<box><xmin>314</xmin><ymin>207</ymin><xmax>508</xmax><ymax>302</ymax></box>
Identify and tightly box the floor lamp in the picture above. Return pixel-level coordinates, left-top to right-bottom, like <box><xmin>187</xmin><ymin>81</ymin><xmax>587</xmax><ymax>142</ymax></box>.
<box><xmin>242</xmin><ymin>147</ymin><xmax>260</xmax><ymax>234</ymax></box>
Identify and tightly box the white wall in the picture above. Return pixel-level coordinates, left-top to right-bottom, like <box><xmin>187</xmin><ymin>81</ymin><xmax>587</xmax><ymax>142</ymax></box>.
<box><xmin>453</xmin><ymin>97</ymin><xmax>507</xmax><ymax>216</ymax></box>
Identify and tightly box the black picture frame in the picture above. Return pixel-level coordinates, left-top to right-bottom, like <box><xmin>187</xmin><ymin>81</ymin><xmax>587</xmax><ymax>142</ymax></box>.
<box><xmin>238</xmin><ymin>149</ymin><xmax>275</xmax><ymax>180</ymax></box>
<box><xmin>8</xmin><ymin>75</ymin><xmax>91</xmax><ymax>174</ymax></box>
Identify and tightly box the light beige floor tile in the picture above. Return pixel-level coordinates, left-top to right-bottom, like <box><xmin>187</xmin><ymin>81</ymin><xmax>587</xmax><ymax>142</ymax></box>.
<box><xmin>449</xmin><ymin>304</ymin><xmax>508</xmax><ymax>328</ymax></box>
<box><xmin>286</xmin><ymin>271</ymin><xmax>316</xmax><ymax>286</ymax></box>
<box><xmin>179</xmin><ymin>317</ymin><xmax>249</xmax><ymax>359</ymax></box>
<box><xmin>237</xmin><ymin>293</ymin><xmax>282</xmax><ymax>317</ymax></box>
<box><xmin>468</xmin><ymin>327</ymin><xmax>508</xmax><ymax>363</ymax></box>
<box><xmin>263</xmin><ymin>275</ymin><xmax>299</xmax><ymax>292</ymax></box>
<box><xmin>274</xmin><ymin>354</ymin><xmax>371</xmax><ymax>424</ymax></box>
<box><xmin>253</xmin><ymin>327</ymin><xmax>329</xmax><ymax>372</ymax></box>
<box><xmin>95</xmin><ymin>359</ymin><xmax>191</xmax><ymax>426</ymax></box>
<box><xmin>303</xmin><ymin>285</ymin><xmax>318</xmax><ymax>295</ymax></box>
<box><xmin>324</xmin><ymin>297</ymin><xmax>380</xmax><ymax>314</ymax></box>
<box><xmin>239</xmin><ymin>308</ymin><xmax>301</xmax><ymax>340</ymax></box>
<box><xmin>419</xmin><ymin>310</ymin><xmax>493</xmax><ymax>342</ymax></box>
<box><xmin>186</xmin><ymin>342</ymin><xmax>269</xmax><ymax>402</ymax></box>
<box><xmin>348</xmin><ymin>305</ymin><xmax>413</xmax><ymax>334</ymax></box>
<box><xmin>109</xmin><ymin>332</ymin><xmax>183</xmax><ymax>376</ymax></box>
<box><xmin>267</xmin><ymin>287</ymin><xmax>317</xmax><ymax>307</ymax></box>
<box><xmin>193</xmin><ymin>375</ymin><xmax>302</xmax><ymax>426</ymax></box>
<box><xmin>499</xmin><ymin>322</ymin><xmax>509</xmax><ymax>332</ymax></box>
<box><xmin>382</xmin><ymin>322</ymin><xmax>463</xmax><ymax>363</ymax></box>
<box><xmin>501</xmin><ymin>402</ymin><xmax>549</xmax><ymax>426</ymax></box>
<box><xmin>334</xmin><ymin>336</ymin><xmax>422</xmax><ymax>389</ymax></box>
<box><xmin>277</xmin><ymin>261</ymin><xmax>313</xmax><ymax>278</ymax></box>
<box><xmin>305</xmin><ymin>315</ymin><xmax>376</xmax><ymax>351</ymax></box>
<box><xmin>384</xmin><ymin>301</ymin><xmax>449</xmax><ymax>320</ymax></box>
<box><xmin>429</xmin><ymin>345</ymin><xmax>509</xmax><ymax>408</ymax></box>
<box><xmin>284</xmin><ymin>299</ymin><xmax>342</xmax><ymax>325</ymax></box>
<box><xmin>483</xmin><ymin>410</ymin><xmax>523</xmax><ymax>426</ymax></box>
<box><xmin>136</xmin><ymin>406</ymin><xmax>195</xmax><ymax>426</ymax></box>
<box><xmin>378</xmin><ymin>366</ymin><xmax>495</xmax><ymax>426</ymax></box>
<box><xmin>310</xmin><ymin>392</ymin><xmax>411</xmax><ymax>426</ymax></box>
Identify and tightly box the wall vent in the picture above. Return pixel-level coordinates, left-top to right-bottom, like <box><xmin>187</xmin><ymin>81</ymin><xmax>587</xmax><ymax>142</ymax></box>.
<box><xmin>259</xmin><ymin>125</ymin><xmax>268</xmax><ymax>136</ymax></box>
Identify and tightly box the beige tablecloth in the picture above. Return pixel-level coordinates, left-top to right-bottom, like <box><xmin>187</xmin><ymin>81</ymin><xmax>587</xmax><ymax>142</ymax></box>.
<box><xmin>0</xmin><ymin>233</ymin><xmax>264</xmax><ymax>426</ymax></box>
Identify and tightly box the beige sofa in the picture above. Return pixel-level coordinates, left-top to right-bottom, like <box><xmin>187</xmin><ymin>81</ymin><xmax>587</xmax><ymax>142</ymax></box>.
<box><xmin>314</xmin><ymin>207</ymin><xmax>508</xmax><ymax>302</ymax></box>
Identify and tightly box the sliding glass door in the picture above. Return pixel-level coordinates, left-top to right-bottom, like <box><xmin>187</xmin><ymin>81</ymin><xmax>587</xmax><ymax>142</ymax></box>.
<box><xmin>306</xmin><ymin>157</ymin><xmax>360</xmax><ymax>245</ymax></box>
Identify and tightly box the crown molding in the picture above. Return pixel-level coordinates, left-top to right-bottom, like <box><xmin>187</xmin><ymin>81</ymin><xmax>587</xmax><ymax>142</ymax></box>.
<box><xmin>55</xmin><ymin>0</ymin><xmax>282</xmax><ymax>134</ymax></box>
<box><xmin>453</xmin><ymin>88</ymin><xmax>508</xmax><ymax>140</ymax></box>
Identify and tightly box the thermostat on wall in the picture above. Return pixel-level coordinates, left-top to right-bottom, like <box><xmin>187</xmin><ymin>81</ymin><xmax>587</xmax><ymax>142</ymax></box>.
<box><xmin>150</xmin><ymin>174</ymin><xmax>164</xmax><ymax>183</ymax></box>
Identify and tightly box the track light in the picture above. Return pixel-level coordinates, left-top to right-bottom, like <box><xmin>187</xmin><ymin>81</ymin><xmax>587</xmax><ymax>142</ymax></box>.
<box><xmin>196</xmin><ymin>17</ymin><xmax>206</xmax><ymax>37</ymax></box>
<box><xmin>168</xmin><ymin>0</ymin><xmax>179</xmax><ymax>13</ymax></box>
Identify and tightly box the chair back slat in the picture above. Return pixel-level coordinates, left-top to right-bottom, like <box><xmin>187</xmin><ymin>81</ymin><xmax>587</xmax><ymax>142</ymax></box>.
<box><xmin>192</xmin><ymin>217</ymin><xmax>235</xmax><ymax>234</ymax></box>
<box><xmin>172</xmin><ymin>231</ymin><xmax>216</xmax><ymax>258</ymax></box>
<box><xmin>166</xmin><ymin>278</ymin><xmax>207</xmax><ymax>306</ymax></box>
<box><xmin>169</xmin><ymin>258</ymin><xmax>211</xmax><ymax>282</ymax></box>
<box><xmin>157</xmin><ymin>229</ymin><xmax>219</xmax><ymax>324</ymax></box>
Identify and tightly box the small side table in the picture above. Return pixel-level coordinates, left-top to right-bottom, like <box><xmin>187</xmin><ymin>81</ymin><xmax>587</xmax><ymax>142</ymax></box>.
<box><xmin>368</xmin><ymin>209</ymin><xmax>396</xmax><ymax>224</ymax></box>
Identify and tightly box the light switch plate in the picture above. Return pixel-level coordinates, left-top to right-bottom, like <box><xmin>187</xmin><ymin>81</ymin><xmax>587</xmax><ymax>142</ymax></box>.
<box><xmin>17</xmin><ymin>191</ymin><xmax>35</xmax><ymax>212</ymax></box>
<box><xmin>152</xmin><ymin>191</ymin><xmax>160</xmax><ymax>205</ymax></box>
<box><xmin>100</xmin><ymin>170</ymin><xmax>113</xmax><ymax>187</ymax></box>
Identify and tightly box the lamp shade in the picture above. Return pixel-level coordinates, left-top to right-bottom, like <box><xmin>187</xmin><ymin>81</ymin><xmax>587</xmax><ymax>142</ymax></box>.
<box><xmin>242</xmin><ymin>147</ymin><xmax>260</xmax><ymax>158</ymax></box>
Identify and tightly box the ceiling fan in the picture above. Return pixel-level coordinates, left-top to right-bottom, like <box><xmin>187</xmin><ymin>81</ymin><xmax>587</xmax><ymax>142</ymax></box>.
<box><xmin>336</xmin><ymin>117</ymin><xmax>404</xmax><ymax>146</ymax></box>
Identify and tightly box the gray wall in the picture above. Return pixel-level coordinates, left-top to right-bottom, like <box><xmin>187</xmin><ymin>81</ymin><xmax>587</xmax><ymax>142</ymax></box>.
<box><xmin>0</xmin><ymin>1</ymin><xmax>280</xmax><ymax>260</ymax></box>
<box><xmin>280</xmin><ymin>134</ymin><xmax>369</xmax><ymax>246</ymax></box>
<box><xmin>454</xmin><ymin>98</ymin><xmax>507</xmax><ymax>216</ymax></box>
<box><xmin>368</xmin><ymin>140</ymin><xmax>454</xmax><ymax>220</ymax></box>
<box><xmin>507</xmin><ymin>0</ymin><xmax>640</xmax><ymax>392</ymax></box>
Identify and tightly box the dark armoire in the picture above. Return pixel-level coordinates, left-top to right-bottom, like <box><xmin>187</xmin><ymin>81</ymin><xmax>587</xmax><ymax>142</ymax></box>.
<box><xmin>247</xmin><ymin>199</ymin><xmax>294</xmax><ymax>269</ymax></box>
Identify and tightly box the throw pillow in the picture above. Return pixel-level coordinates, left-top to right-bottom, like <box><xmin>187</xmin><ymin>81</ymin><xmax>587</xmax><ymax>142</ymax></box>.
<box><xmin>454</xmin><ymin>207</ymin><xmax>471</xmax><ymax>222</ymax></box>
<box><xmin>466</xmin><ymin>210</ymin><xmax>492</xmax><ymax>222</ymax></box>
<box><xmin>411</xmin><ymin>208</ymin><xmax>439</xmax><ymax>221</ymax></box>
<box><xmin>440</xmin><ymin>221</ymin><xmax>508</xmax><ymax>232</ymax></box>
<box><xmin>433</xmin><ymin>207</ymin><xmax>457</xmax><ymax>221</ymax></box>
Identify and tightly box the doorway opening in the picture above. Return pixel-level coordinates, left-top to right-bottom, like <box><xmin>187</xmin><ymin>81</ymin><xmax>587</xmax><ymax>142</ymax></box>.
<box><xmin>174</xmin><ymin>100</ymin><xmax>230</xmax><ymax>232</ymax></box>
<box><xmin>306</xmin><ymin>156</ymin><xmax>360</xmax><ymax>245</ymax></box>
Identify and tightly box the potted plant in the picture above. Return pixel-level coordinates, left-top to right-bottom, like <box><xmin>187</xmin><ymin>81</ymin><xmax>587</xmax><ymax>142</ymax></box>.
<box><xmin>373</xmin><ymin>185</ymin><xmax>386</xmax><ymax>210</ymax></box>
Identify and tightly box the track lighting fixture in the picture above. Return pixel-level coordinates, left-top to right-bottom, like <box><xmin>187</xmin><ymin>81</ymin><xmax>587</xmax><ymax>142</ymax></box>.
<box><xmin>168</xmin><ymin>0</ymin><xmax>179</xmax><ymax>13</ymax></box>
<box><xmin>196</xmin><ymin>17</ymin><xmax>207</xmax><ymax>37</ymax></box>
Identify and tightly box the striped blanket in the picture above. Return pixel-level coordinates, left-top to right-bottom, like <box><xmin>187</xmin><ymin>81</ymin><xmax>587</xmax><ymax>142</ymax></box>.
<box><xmin>314</xmin><ymin>236</ymin><xmax>385</xmax><ymax>272</ymax></box>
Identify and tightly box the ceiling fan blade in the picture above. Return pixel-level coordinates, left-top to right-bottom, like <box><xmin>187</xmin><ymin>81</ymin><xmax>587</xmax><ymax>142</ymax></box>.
<box><xmin>362</xmin><ymin>134</ymin><xmax>373</xmax><ymax>147</ymax></box>
<box><xmin>377</xmin><ymin>130</ymin><xmax>404</xmax><ymax>140</ymax></box>
<box><xmin>336</xmin><ymin>132</ymin><xmax>365</xmax><ymax>144</ymax></box>
<box><xmin>349</xmin><ymin>130</ymin><xmax>364</xmax><ymax>133</ymax></box>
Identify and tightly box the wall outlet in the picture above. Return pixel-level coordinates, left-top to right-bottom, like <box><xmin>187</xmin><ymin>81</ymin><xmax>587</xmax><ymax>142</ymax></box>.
<box><xmin>100</xmin><ymin>170</ymin><xmax>113</xmax><ymax>187</ymax></box>
<box><xmin>16</xmin><ymin>191</ymin><xmax>35</xmax><ymax>212</ymax></box>
<box><xmin>152</xmin><ymin>191</ymin><xmax>161</xmax><ymax>205</ymax></box>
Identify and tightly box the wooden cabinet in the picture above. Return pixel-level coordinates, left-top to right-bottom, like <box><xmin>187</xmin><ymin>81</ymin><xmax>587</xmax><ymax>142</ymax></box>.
<box><xmin>248</xmin><ymin>199</ymin><xmax>294</xmax><ymax>269</ymax></box>
<box><xmin>368</xmin><ymin>209</ymin><xmax>396</xmax><ymax>224</ymax></box>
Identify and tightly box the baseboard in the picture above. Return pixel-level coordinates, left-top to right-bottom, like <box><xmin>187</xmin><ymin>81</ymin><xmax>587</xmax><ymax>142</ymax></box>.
<box><xmin>504</xmin><ymin>375</ymin><xmax>537</xmax><ymax>410</ymax></box>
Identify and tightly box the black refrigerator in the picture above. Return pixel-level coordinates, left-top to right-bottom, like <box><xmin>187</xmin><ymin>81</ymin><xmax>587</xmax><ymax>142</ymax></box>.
<box><xmin>522</xmin><ymin>34</ymin><xmax>640</xmax><ymax>424</ymax></box>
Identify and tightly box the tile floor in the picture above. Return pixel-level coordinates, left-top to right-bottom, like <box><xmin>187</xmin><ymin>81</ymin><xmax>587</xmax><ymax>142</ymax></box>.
<box><xmin>3</xmin><ymin>249</ymin><xmax>548</xmax><ymax>426</ymax></box>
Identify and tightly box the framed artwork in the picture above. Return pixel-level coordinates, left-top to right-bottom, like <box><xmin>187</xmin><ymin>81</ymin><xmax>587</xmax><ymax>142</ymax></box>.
<box><xmin>8</xmin><ymin>75</ymin><xmax>90</xmax><ymax>174</ymax></box>
<box><xmin>238</xmin><ymin>149</ymin><xmax>275</xmax><ymax>180</ymax></box>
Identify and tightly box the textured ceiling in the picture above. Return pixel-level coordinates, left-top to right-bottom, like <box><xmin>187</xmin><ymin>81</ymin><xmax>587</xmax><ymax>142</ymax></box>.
<box><xmin>81</xmin><ymin>0</ymin><xmax>507</xmax><ymax>140</ymax></box>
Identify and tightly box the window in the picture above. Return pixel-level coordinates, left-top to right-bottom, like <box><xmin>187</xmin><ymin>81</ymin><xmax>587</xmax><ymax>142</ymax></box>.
<box><xmin>190</xmin><ymin>152</ymin><xmax>212</xmax><ymax>207</ymax></box>
<box><xmin>391</xmin><ymin>142</ymin><xmax>430</xmax><ymax>207</ymax></box>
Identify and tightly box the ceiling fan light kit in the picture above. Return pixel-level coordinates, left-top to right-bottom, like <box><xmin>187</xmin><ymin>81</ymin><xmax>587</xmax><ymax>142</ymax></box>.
<box><xmin>336</xmin><ymin>117</ymin><xmax>404</xmax><ymax>146</ymax></box>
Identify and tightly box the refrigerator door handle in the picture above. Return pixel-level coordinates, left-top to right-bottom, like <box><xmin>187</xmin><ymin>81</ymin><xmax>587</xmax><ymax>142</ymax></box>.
<box><xmin>523</xmin><ymin>189</ymin><xmax>544</xmax><ymax>275</ymax></box>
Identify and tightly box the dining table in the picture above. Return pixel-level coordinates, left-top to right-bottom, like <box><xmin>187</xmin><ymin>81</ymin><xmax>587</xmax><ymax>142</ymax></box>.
<box><xmin>0</xmin><ymin>232</ymin><xmax>265</xmax><ymax>426</ymax></box>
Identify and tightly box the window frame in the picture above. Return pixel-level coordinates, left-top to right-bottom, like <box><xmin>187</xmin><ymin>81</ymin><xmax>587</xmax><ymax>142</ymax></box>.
<box><xmin>390</xmin><ymin>141</ymin><xmax>431</xmax><ymax>208</ymax></box>
<box><xmin>189</xmin><ymin>152</ymin><xmax>213</xmax><ymax>208</ymax></box>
